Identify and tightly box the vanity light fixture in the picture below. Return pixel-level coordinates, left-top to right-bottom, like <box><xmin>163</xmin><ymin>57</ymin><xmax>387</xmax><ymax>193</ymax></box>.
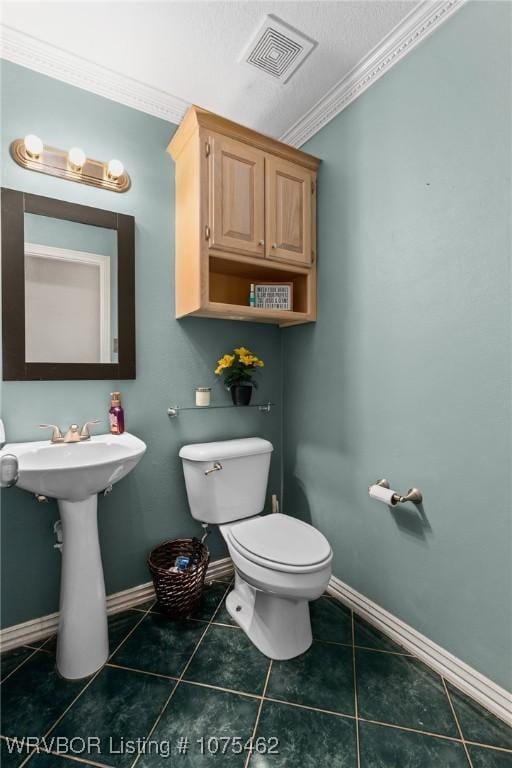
<box><xmin>106</xmin><ymin>158</ymin><xmax>124</xmax><ymax>181</ymax></box>
<box><xmin>67</xmin><ymin>147</ymin><xmax>86</xmax><ymax>172</ymax></box>
<box><xmin>10</xmin><ymin>135</ymin><xmax>130</xmax><ymax>193</ymax></box>
<box><xmin>24</xmin><ymin>134</ymin><xmax>44</xmax><ymax>159</ymax></box>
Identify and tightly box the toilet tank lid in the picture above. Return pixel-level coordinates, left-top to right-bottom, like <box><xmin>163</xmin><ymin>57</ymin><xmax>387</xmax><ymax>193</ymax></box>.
<box><xmin>179</xmin><ymin>437</ymin><xmax>273</xmax><ymax>462</ymax></box>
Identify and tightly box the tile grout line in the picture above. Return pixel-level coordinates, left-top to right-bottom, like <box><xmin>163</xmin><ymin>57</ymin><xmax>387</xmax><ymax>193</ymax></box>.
<box><xmin>1</xmin><ymin>735</ymin><xmax>36</xmax><ymax>768</ymax></box>
<box><xmin>106</xmin><ymin>662</ymin><xmax>179</xmax><ymax>682</ymax></box>
<box><xmin>206</xmin><ymin>626</ymin><xmax>415</xmax><ymax>658</ymax></box>
<box><xmin>8</xmin><ymin>690</ymin><xmax>491</xmax><ymax>761</ymax></box>
<box><xmin>0</xmin><ymin>646</ymin><xmax>43</xmax><ymax>685</ymax></box>
<box><xmin>112</xmin><ymin>606</ymin><xmax>415</xmax><ymax>657</ymax></box>
<box><xmin>260</xmin><ymin>694</ymin><xmax>499</xmax><ymax>749</ymax></box>
<box><xmin>3</xmin><ymin>584</ymin><xmax>225</xmax><ymax>768</ymax></box>
<box><xmin>105</xmin><ymin>600</ymin><xmax>158</xmax><ymax>660</ymax></box>
<box><xmin>129</xmin><ymin>579</ymin><xmax>233</xmax><ymax>614</ymax></box>
<box><xmin>181</xmin><ymin>677</ymin><xmax>263</xmax><ymax>701</ymax></box>
<box><xmin>33</xmin><ymin>747</ymin><xmax>113</xmax><ymax>768</ymax></box>
<box><xmin>6</xmin><ymin>670</ymin><xmax>510</xmax><ymax>758</ymax></box>
<box><xmin>129</xmin><ymin>581</ymin><xmax>233</xmax><ymax>768</ymax></box>
<box><xmin>39</xmin><ymin>634</ymin><xmax>58</xmax><ymax>650</ymax></box>
<box><xmin>139</xmin><ymin>592</ymin><xmax>414</xmax><ymax>653</ymax></box>
<box><xmin>15</xmin><ymin>684</ymin><xmax>96</xmax><ymax>768</ymax></box>
<box><xmin>244</xmin><ymin>659</ymin><xmax>273</xmax><ymax>768</ymax></box>
<box><xmin>351</xmin><ymin>611</ymin><xmax>361</xmax><ymax>768</ymax></box>
<box><xmin>328</xmin><ymin>590</ymin><xmax>512</xmax><ymax>730</ymax></box>
<box><xmin>45</xmin><ymin>619</ymin><xmax>512</xmax><ymax>755</ymax></box>
<box><xmin>318</xmin><ymin>639</ymin><xmax>415</xmax><ymax>657</ymax></box>
<box><xmin>13</xmin><ymin>600</ymin><xmax>159</xmax><ymax>768</ymax></box>
<box><xmin>442</xmin><ymin>677</ymin><xmax>475</xmax><ymax>768</ymax></box>
<box><xmin>128</xmin><ymin>680</ymin><xmax>180</xmax><ymax>768</ymax></box>
<box><xmin>356</xmin><ymin>716</ymin><xmax>472</xmax><ymax>745</ymax></box>
<box><xmin>24</xmin><ymin>643</ymin><xmax>49</xmax><ymax>651</ymax></box>
<box><xmin>263</xmin><ymin>695</ymin><xmax>357</xmax><ymax>721</ymax></box>
<box><xmin>15</xmin><ymin>636</ymin><xmax>512</xmax><ymax>756</ymax></box>
<box><xmin>209</xmin><ymin>580</ymin><xmax>235</xmax><ymax>623</ymax></box>
<box><xmin>462</xmin><ymin>741</ymin><xmax>512</xmax><ymax>754</ymax></box>
<box><xmin>100</xmin><ymin>607</ymin><xmax>418</xmax><ymax>658</ymax></box>
<box><xmin>6</xmin><ymin>588</ymin><xmax>511</xmax><ymax>763</ymax></box>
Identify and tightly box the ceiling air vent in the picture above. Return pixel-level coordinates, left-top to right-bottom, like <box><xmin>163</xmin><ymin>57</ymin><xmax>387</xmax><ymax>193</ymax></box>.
<box><xmin>240</xmin><ymin>15</ymin><xmax>316</xmax><ymax>84</ymax></box>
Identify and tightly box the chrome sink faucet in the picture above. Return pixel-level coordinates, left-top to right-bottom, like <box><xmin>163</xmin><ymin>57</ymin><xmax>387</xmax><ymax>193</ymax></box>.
<box><xmin>40</xmin><ymin>420</ymin><xmax>101</xmax><ymax>444</ymax></box>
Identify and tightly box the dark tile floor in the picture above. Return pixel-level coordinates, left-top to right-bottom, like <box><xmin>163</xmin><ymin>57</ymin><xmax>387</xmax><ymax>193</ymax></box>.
<box><xmin>1</xmin><ymin>581</ymin><xmax>511</xmax><ymax>767</ymax></box>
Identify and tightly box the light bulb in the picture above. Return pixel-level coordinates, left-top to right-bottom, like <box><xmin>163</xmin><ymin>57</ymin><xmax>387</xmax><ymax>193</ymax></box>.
<box><xmin>68</xmin><ymin>147</ymin><xmax>86</xmax><ymax>171</ymax></box>
<box><xmin>24</xmin><ymin>134</ymin><xmax>44</xmax><ymax>159</ymax></box>
<box><xmin>107</xmin><ymin>158</ymin><xmax>124</xmax><ymax>180</ymax></box>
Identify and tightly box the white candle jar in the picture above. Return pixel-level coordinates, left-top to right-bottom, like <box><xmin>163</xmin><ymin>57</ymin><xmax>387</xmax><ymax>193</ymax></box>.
<box><xmin>195</xmin><ymin>387</ymin><xmax>211</xmax><ymax>407</ymax></box>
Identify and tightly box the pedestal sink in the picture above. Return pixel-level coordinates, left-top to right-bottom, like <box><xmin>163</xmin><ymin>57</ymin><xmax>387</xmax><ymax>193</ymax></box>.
<box><xmin>2</xmin><ymin>432</ymin><xmax>146</xmax><ymax>679</ymax></box>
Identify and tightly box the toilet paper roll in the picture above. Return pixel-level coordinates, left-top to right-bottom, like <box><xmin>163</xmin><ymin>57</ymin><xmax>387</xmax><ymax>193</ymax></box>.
<box><xmin>369</xmin><ymin>484</ymin><xmax>398</xmax><ymax>506</ymax></box>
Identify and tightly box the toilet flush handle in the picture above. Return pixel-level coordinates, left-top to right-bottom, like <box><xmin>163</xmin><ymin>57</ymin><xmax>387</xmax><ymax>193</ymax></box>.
<box><xmin>204</xmin><ymin>462</ymin><xmax>223</xmax><ymax>476</ymax></box>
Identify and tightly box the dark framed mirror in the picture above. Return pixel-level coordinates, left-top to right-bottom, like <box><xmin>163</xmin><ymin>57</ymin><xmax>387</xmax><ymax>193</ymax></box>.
<box><xmin>1</xmin><ymin>188</ymin><xmax>135</xmax><ymax>380</ymax></box>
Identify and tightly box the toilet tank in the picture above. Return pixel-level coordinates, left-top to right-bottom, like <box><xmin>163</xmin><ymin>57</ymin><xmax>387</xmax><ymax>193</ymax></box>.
<box><xmin>179</xmin><ymin>438</ymin><xmax>273</xmax><ymax>524</ymax></box>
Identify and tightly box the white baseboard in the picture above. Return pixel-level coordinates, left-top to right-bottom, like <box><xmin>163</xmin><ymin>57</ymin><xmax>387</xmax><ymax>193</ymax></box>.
<box><xmin>2</xmin><ymin>558</ymin><xmax>508</xmax><ymax>728</ymax></box>
<box><xmin>0</xmin><ymin>557</ymin><xmax>233</xmax><ymax>653</ymax></box>
<box><xmin>327</xmin><ymin>575</ymin><xmax>512</xmax><ymax>726</ymax></box>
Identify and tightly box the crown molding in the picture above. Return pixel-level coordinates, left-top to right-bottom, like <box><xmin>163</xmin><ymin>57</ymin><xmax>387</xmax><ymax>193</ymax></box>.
<box><xmin>1</xmin><ymin>2</ymin><xmax>465</xmax><ymax>141</ymax></box>
<box><xmin>280</xmin><ymin>0</ymin><xmax>466</xmax><ymax>147</ymax></box>
<box><xmin>0</xmin><ymin>24</ymin><xmax>189</xmax><ymax>125</ymax></box>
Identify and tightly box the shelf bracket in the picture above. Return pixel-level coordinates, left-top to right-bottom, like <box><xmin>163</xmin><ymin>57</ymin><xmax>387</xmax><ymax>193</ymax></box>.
<box><xmin>167</xmin><ymin>407</ymin><xmax>179</xmax><ymax>418</ymax></box>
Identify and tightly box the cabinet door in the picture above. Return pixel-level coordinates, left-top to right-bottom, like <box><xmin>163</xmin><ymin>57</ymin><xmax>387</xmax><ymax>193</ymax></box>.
<box><xmin>266</xmin><ymin>156</ymin><xmax>313</xmax><ymax>266</ymax></box>
<box><xmin>209</xmin><ymin>133</ymin><xmax>265</xmax><ymax>258</ymax></box>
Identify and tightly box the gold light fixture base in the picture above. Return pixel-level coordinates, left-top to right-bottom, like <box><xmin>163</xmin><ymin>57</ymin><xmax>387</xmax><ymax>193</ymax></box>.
<box><xmin>10</xmin><ymin>139</ymin><xmax>131</xmax><ymax>193</ymax></box>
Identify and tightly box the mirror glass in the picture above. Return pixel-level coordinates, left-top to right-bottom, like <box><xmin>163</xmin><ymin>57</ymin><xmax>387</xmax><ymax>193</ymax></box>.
<box><xmin>24</xmin><ymin>213</ymin><xmax>118</xmax><ymax>364</ymax></box>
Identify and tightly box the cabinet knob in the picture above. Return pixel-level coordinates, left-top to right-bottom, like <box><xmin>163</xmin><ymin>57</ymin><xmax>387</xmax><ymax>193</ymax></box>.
<box><xmin>271</xmin><ymin>243</ymin><xmax>277</xmax><ymax>249</ymax></box>
<box><xmin>258</xmin><ymin>240</ymin><xmax>264</xmax><ymax>246</ymax></box>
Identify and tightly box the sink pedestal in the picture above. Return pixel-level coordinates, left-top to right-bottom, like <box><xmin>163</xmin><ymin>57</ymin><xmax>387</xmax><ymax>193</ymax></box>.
<box><xmin>2</xmin><ymin>431</ymin><xmax>146</xmax><ymax>679</ymax></box>
<box><xmin>57</xmin><ymin>495</ymin><xmax>108</xmax><ymax>679</ymax></box>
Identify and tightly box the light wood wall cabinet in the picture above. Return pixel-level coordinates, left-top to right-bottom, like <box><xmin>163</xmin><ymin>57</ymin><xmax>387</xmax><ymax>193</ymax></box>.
<box><xmin>168</xmin><ymin>106</ymin><xmax>320</xmax><ymax>326</ymax></box>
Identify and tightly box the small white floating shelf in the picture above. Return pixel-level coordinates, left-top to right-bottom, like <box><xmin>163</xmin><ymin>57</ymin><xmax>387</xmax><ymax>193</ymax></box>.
<box><xmin>167</xmin><ymin>402</ymin><xmax>275</xmax><ymax>418</ymax></box>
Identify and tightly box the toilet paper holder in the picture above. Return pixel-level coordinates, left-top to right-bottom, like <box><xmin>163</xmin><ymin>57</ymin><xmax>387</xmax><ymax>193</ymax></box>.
<box><xmin>371</xmin><ymin>479</ymin><xmax>423</xmax><ymax>505</ymax></box>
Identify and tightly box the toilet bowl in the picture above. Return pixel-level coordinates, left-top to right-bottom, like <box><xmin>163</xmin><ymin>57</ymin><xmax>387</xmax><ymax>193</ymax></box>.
<box><xmin>221</xmin><ymin>513</ymin><xmax>332</xmax><ymax>659</ymax></box>
<box><xmin>179</xmin><ymin>437</ymin><xmax>333</xmax><ymax>660</ymax></box>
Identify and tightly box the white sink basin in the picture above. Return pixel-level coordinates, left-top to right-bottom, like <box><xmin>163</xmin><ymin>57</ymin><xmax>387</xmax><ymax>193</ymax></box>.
<box><xmin>2</xmin><ymin>431</ymin><xmax>146</xmax><ymax>680</ymax></box>
<box><xmin>6</xmin><ymin>432</ymin><xmax>146</xmax><ymax>501</ymax></box>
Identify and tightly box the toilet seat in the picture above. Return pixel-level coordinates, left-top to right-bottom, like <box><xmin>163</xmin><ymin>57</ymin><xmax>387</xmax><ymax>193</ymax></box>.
<box><xmin>224</xmin><ymin>513</ymin><xmax>332</xmax><ymax>574</ymax></box>
<box><xmin>181</xmin><ymin>437</ymin><xmax>333</xmax><ymax>660</ymax></box>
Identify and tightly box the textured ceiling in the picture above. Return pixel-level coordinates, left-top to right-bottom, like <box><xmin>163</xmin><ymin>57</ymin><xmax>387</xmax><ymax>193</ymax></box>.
<box><xmin>2</xmin><ymin>1</ymin><xmax>419</xmax><ymax>137</ymax></box>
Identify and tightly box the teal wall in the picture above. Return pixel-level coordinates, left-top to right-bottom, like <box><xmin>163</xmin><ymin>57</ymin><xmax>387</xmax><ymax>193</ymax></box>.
<box><xmin>1</xmin><ymin>1</ymin><xmax>510</xmax><ymax>690</ymax></box>
<box><xmin>283</xmin><ymin>2</ymin><xmax>511</xmax><ymax>689</ymax></box>
<box><xmin>0</xmin><ymin>61</ymin><xmax>283</xmax><ymax>628</ymax></box>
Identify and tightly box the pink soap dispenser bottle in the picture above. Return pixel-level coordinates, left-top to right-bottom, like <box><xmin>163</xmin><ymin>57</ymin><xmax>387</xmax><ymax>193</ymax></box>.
<box><xmin>109</xmin><ymin>392</ymin><xmax>125</xmax><ymax>435</ymax></box>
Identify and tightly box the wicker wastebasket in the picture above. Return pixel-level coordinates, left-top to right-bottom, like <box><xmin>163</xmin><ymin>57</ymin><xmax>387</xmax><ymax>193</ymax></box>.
<box><xmin>148</xmin><ymin>538</ymin><xmax>210</xmax><ymax>619</ymax></box>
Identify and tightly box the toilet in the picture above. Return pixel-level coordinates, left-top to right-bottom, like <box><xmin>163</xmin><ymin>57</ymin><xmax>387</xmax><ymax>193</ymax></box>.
<box><xmin>179</xmin><ymin>437</ymin><xmax>333</xmax><ymax>660</ymax></box>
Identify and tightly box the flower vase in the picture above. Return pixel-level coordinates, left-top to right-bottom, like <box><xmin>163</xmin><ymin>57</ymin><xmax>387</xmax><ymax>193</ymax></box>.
<box><xmin>230</xmin><ymin>385</ymin><xmax>253</xmax><ymax>406</ymax></box>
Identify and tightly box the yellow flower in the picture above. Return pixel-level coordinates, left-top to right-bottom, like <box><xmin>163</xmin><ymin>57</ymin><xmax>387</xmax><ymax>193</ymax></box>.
<box><xmin>214</xmin><ymin>354</ymin><xmax>235</xmax><ymax>375</ymax></box>
<box><xmin>215</xmin><ymin>347</ymin><xmax>264</xmax><ymax>374</ymax></box>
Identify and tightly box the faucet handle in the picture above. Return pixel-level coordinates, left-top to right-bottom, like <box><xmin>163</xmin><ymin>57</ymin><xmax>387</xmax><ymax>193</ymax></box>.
<box><xmin>39</xmin><ymin>424</ymin><xmax>63</xmax><ymax>443</ymax></box>
<box><xmin>80</xmin><ymin>420</ymin><xmax>101</xmax><ymax>440</ymax></box>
